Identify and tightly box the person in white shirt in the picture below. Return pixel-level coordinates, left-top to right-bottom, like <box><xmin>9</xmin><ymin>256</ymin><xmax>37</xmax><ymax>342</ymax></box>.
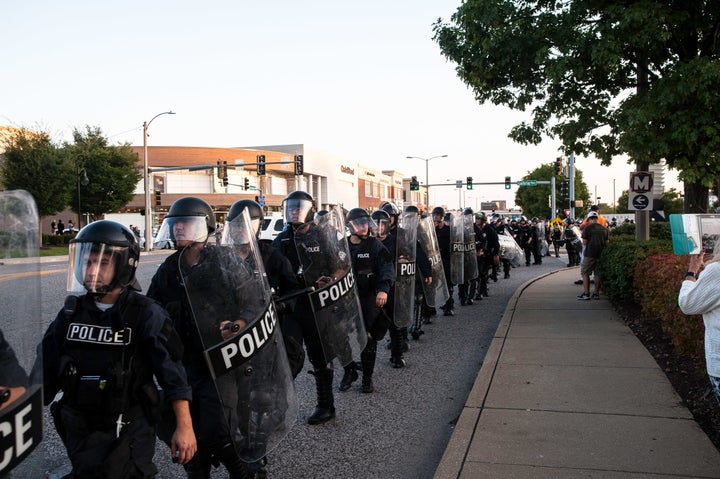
<box><xmin>678</xmin><ymin>252</ymin><xmax>720</xmax><ymax>405</ymax></box>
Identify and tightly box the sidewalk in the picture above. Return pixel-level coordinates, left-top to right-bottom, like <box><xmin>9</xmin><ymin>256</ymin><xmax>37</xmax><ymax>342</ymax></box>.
<box><xmin>435</xmin><ymin>267</ymin><xmax>720</xmax><ymax>478</ymax></box>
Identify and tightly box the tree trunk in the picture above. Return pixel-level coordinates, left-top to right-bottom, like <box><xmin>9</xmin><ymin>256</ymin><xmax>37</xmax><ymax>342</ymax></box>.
<box><xmin>684</xmin><ymin>181</ymin><xmax>709</xmax><ymax>213</ymax></box>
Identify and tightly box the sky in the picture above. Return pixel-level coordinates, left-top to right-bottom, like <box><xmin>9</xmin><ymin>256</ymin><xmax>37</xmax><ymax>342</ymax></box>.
<box><xmin>1</xmin><ymin>0</ymin><xmax>682</xmax><ymax>211</ymax></box>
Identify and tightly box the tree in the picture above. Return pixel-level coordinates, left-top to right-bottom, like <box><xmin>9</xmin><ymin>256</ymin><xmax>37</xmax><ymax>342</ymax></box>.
<box><xmin>1</xmin><ymin>128</ymin><xmax>74</xmax><ymax>218</ymax></box>
<box><xmin>64</xmin><ymin>126</ymin><xmax>142</xmax><ymax>221</ymax></box>
<box><xmin>433</xmin><ymin>1</ymin><xmax>720</xmax><ymax>213</ymax></box>
<box><xmin>514</xmin><ymin>163</ymin><xmax>589</xmax><ymax>218</ymax></box>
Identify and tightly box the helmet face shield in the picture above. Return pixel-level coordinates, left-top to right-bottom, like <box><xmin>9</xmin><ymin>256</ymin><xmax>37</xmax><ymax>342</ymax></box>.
<box><xmin>67</xmin><ymin>242</ymin><xmax>132</xmax><ymax>294</ymax></box>
<box><xmin>348</xmin><ymin>216</ymin><xmax>376</xmax><ymax>237</ymax></box>
<box><xmin>283</xmin><ymin>198</ymin><xmax>314</xmax><ymax>225</ymax></box>
<box><xmin>373</xmin><ymin>217</ymin><xmax>390</xmax><ymax>237</ymax></box>
<box><xmin>154</xmin><ymin>216</ymin><xmax>209</xmax><ymax>248</ymax></box>
<box><xmin>221</xmin><ymin>209</ymin><xmax>258</xmax><ymax>246</ymax></box>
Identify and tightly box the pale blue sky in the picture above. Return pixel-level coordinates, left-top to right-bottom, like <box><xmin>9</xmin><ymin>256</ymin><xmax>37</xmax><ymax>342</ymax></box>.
<box><xmin>1</xmin><ymin>0</ymin><xmax>678</xmax><ymax>210</ymax></box>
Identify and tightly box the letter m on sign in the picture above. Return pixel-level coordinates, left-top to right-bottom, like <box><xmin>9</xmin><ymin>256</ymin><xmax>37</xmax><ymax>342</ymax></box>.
<box><xmin>630</xmin><ymin>172</ymin><xmax>654</xmax><ymax>194</ymax></box>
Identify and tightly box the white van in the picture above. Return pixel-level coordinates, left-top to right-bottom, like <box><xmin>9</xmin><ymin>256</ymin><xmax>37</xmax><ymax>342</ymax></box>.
<box><xmin>260</xmin><ymin>215</ymin><xmax>285</xmax><ymax>242</ymax></box>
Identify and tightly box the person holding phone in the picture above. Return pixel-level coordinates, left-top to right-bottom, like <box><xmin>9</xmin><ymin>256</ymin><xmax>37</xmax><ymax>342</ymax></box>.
<box><xmin>678</xmin><ymin>249</ymin><xmax>720</xmax><ymax>405</ymax></box>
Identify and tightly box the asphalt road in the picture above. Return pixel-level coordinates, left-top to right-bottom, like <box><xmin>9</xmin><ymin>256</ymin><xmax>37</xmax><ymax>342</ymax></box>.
<box><xmin>2</xmin><ymin>250</ymin><xmax>566</xmax><ymax>478</ymax></box>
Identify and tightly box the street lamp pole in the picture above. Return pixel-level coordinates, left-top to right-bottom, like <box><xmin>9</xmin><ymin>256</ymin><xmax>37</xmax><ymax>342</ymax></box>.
<box><xmin>77</xmin><ymin>168</ymin><xmax>88</xmax><ymax>230</ymax></box>
<box><xmin>143</xmin><ymin>111</ymin><xmax>175</xmax><ymax>252</ymax></box>
<box><xmin>406</xmin><ymin>155</ymin><xmax>448</xmax><ymax>208</ymax></box>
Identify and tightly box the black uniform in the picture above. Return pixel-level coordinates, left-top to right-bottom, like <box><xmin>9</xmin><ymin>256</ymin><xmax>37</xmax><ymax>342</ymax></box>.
<box><xmin>42</xmin><ymin>290</ymin><xmax>190</xmax><ymax>479</ymax></box>
<box><xmin>434</xmin><ymin>222</ymin><xmax>454</xmax><ymax>314</ymax></box>
<box><xmin>147</xmin><ymin>247</ymin><xmax>251</xmax><ymax>479</ymax></box>
<box><xmin>258</xmin><ymin>240</ymin><xmax>306</xmax><ymax>379</ymax></box>
<box><xmin>347</xmin><ymin>236</ymin><xmax>394</xmax><ymax>389</ymax></box>
<box><xmin>476</xmin><ymin>222</ymin><xmax>499</xmax><ymax>299</ymax></box>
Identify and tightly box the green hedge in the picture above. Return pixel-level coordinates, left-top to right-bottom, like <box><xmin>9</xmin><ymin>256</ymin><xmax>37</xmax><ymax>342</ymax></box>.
<box><xmin>43</xmin><ymin>233</ymin><xmax>77</xmax><ymax>246</ymax></box>
<box><xmin>597</xmin><ymin>238</ymin><xmax>672</xmax><ymax>302</ymax></box>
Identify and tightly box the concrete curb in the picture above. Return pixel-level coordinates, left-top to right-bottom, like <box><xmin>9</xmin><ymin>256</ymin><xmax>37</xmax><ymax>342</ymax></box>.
<box><xmin>433</xmin><ymin>269</ymin><xmax>566</xmax><ymax>479</ymax></box>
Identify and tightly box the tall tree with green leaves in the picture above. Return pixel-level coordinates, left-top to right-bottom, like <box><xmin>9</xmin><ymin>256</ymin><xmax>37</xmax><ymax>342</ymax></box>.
<box><xmin>514</xmin><ymin>163</ymin><xmax>589</xmax><ymax>218</ymax></box>
<box><xmin>1</xmin><ymin>128</ymin><xmax>74</xmax><ymax>218</ymax></box>
<box><xmin>433</xmin><ymin>1</ymin><xmax>720</xmax><ymax>213</ymax></box>
<box><xmin>64</xmin><ymin>126</ymin><xmax>142</xmax><ymax>222</ymax></box>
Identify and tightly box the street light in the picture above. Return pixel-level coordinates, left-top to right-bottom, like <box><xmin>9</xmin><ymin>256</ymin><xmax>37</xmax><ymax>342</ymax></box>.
<box><xmin>77</xmin><ymin>168</ymin><xmax>89</xmax><ymax>230</ymax></box>
<box><xmin>143</xmin><ymin>110</ymin><xmax>175</xmax><ymax>252</ymax></box>
<box><xmin>406</xmin><ymin>155</ymin><xmax>448</xmax><ymax>208</ymax></box>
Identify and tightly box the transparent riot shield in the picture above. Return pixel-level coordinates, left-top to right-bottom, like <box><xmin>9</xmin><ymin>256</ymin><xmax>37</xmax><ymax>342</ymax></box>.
<box><xmin>463</xmin><ymin>212</ymin><xmax>479</xmax><ymax>281</ymax></box>
<box><xmin>294</xmin><ymin>205</ymin><xmax>366</xmax><ymax>367</ymax></box>
<box><xmin>417</xmin><ymin>216</ymin><xmax>450</xmax><ymax>308</ymax></box>
<box><xmin>0</xmin><ymin>190</ymin><xmax>44</xmax><ymax>477</ymax></box>
<box><xmin>181</xmin><ymin>209</ymin><xmax>297</xmax><ymax>463</ymax></box>
<box><xmin>450</xmin><ymin>211</ymin><xmax>465</xmax><ymax>285</ymax></box>
<box><xmin>391</xmin><ymin>210</ymin><xmax>418</xmax><ymax>328</ymax></box>
<box><xmin>498</xmin><ymin>233</ymin><xmax>524</xmax><ymax>267</ymax></box>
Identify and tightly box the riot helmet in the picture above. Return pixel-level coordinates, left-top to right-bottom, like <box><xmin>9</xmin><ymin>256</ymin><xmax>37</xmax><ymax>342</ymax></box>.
<box><xmin>155</xmin><ymin>196</ymin><xmax>215</xmax><ymax>249</ymax></box>
<box><xmin>283</xmin><ymin>190</ymin><xmax>315</xmax><ymax>226</ymax></box>
<box><xmin>67</xmin><ymin>220</ymin><xmax>140</xmax><ymax>295</ymax></box>
<box><xmin>224</xmin><ymin>199</ymin><xmax>264</xmax><ymax>244</ymax></box>
<box><xmin>346</xmin><ymin>207</ymin><xmax>375</xmax><ymax>239</ymax></box>
<box><xmin>463</xmin><ymin>207</ymin><xmax>474</xmax><ymax>216</ymax></box>
<box><xmin>314</xmin><ymin>209</ymin><xmax>329</xmax><ymax>220</ymax></box>
<box><xmin>370</xmin><ymin>210</ymin><xmax>391</xmax><ymax>238</ymax></box>
<box><xmin>431</xmin><ymin>206</ymin><xmax>446</xmax><ymax>225</ymax></box>
<box><xmin>404</xmin><ymin>205</ymin><xmax>420</xmax><ymax>215</ymax></box>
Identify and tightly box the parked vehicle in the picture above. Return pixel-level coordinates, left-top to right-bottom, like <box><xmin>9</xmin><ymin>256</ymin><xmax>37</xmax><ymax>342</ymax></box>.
<box><xmin>260</xmin><ymin>215</ymin><xmax>284</xmax><ymax>241</ymax></box>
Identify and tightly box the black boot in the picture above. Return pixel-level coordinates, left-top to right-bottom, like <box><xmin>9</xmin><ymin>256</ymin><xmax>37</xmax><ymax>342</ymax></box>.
<box><xmin>338</xmin><ymin>364</ymin><xmax>358</xmax><ymax>392</ymax></box>
<box><xmin>361</xmin><ymin>339</ymin><xmax>376</xmax><ymax>393</ymax></box>
<box><xmin>389</xmin><ymin>326</ymin><xmax>405</xmax><ymax>368</ymax></box>
<box><xmin>307</xmin><ymin>368</ymin><xmax>335</xmax><ymax>424</ymax></box>
<box><xmin>443</xmin><ymin>297</ymin><xmax>454</xmax><ymax>316</ymax></box>
<box><xmin>214</xmin><ymin>441</ymin><xmax>252</xmax><ymax>479</ymax></box>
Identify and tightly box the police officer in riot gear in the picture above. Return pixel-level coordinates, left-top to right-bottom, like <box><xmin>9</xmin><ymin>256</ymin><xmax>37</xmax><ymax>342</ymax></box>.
<box><xmin>458</xmin><ymin>207</ymin><xmax>477</xmax><ymax>305</ymax></box>
<box><xmin>340</xmin><ymin>208</ymin><xmax>394</xmax><ymax>393</ymax></box>
<box><xmin>380</xmin><ymin>202</ymin><xmax>411</xmax><ymax>367</ymax></box>
<box><xmin>226</xmin><ymin>200</ymin><xmax>305</xmax><ymax>379</ymax></box>
<box><xmin>147</xmin><ymin>197</ymin><xmax>250</xmax><ymax>478</ymax></box>
<box><xmin>272</xmin><ymin>191</ymin><xmax>343</xmax><ymax>425</ymax></box>
<box><xmin>42</xmin><ymin>220</ymin><xmax>196</xmax><ymax>479</ymax></box>
<box><xmin>432</xmin><ymin>206</ymin><xmax>454</xmax><ymax>315</ymax></box>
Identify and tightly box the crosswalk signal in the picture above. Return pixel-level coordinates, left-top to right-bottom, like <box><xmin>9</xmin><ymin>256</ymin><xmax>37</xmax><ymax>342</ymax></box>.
<box><xmin>466</xmin><ymin>176</ymin><xmax>473</xmax><ymax>190</ymax></box>
<box><xmin>257</xmin><ymin>155</ymin><xmax>266</xmax><ymax>175</ymax></box>
<box><xmin>505</xmin><ymin>176</ymin><xmax>511</xmax><ymax>189</ymax></box>
<box><xmin>410</xmin><ymin>176</ymin><xmax>419</xmax><ymax>191</ymax></box>
<box><xmin>243</xmin><ymin>177</ymin><xmax>250</xmax><ymax>190</ymax></box>
<box><xmin>294</xmin><ymin>155</ymin><xmax>303</xmax><ymax>176</ymax></box>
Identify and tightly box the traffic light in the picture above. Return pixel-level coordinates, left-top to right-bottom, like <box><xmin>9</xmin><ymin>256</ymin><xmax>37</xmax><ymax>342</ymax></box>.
<box><xmin>505</xmin><ymin>176</ymin><xmax>511</xmax><ymax>189</ymax></box>
<box><xmin>154</xmin><ymin>191</ymin><xmax>161</xmax><ymax>206</ymax></box>
<box><xmin>560</xmin><ymin>180</ymin><xmax>569</xmax><ymax>199</ymax></box>
<box><xmin>243</xmin><ymin>177</ymin><xmax>250</xmax><ymax>190</ymax></box>
<box><xmin>222</xmin><ymin>161</ymin><xmax>228</xmax><ymax>187</ymax></box>
<box><xmin>466</xmin><ymin>176</ymin><xmax>473</xmax><ymax>190</ymax></box>
<box><xmin>410</xmin><ymin>176</ymin><xmax>419</xmax><ymax>191</ymax></box>
<box><xmin>294</xmin><ymin>155</ymin><xmax>303</xmax><ymax>176</ymax></box>
<box><xmin>257</xmin><ymin>155</ymin><xmax>266</xmax><ymax>175</ymax></box>
<box><xmin>554</xmin><ymin>157</ymin><xmax>562</xmax><ymax>174</ymax></box>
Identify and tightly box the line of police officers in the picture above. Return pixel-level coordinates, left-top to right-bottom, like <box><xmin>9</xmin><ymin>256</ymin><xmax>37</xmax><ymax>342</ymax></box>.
<box><xmin>2</xmin><ymin>189</ymin><xmax>528</xmax><ymax>479</ymax></box>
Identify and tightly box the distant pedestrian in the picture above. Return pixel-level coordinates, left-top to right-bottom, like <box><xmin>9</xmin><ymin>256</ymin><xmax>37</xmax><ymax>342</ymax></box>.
<box><xmin>57</xmin><ymin>220</ymin><xmax>65</xmax><ymax>235</ymax></box>
<box><xmin>576</xmin><ymin>211</ymin><xmax>609</xmax><ymax>300</ymax></box>
<box><xmin>678</xmin><ymin>252</ymin><xmax>720</xmax><ymax>406</ymax></box>
<box><xmin>51</xmin><ymin>220</ymin><xmax>57</xmax><ymax>235</ymax></box>
<box><xmin>68</xmin><ymin>219</ymin><xmax>74</xmax><ymax>230</ymax></box>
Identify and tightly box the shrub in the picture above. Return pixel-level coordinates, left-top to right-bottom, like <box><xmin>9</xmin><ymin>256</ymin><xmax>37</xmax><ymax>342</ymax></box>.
<box><xmin>633</xmin><ymin>253</ymin><xmax>705</xmax><ymax>364</ymax></box>
<box><xmin>609</xmin><ymin>221</ymin><xmax>671</xmax><ymax>240</ymax></box>
<box><xmin>597</xmin><ymin>239</ymin><xmax>671</xmax><ymax>302</ymax></box>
